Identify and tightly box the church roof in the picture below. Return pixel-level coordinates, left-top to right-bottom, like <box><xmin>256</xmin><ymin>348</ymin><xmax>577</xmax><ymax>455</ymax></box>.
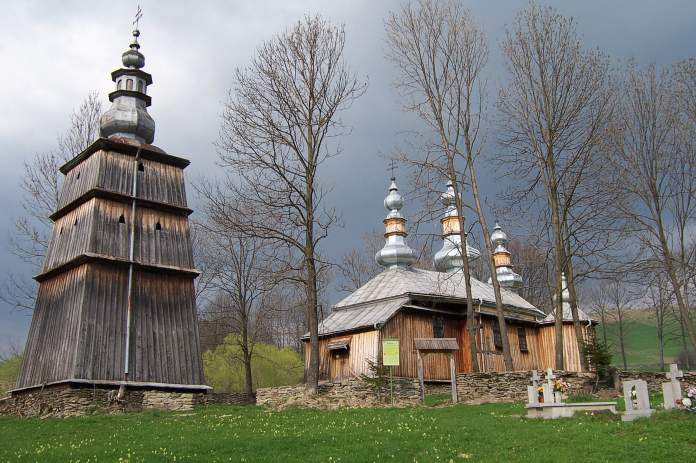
<box><xmin>314</xmin><ymin>267</ymin><xmax>543</xmax><ymax>337</ymax></box>
<box><xmin>540</xmin><ymin>304</ymin><xmax>594</xmax><ymax>324</ymax></box>
<box><xmin>335</xmin><ymin>267</ymin><xmax>537</xmax><ymax>311</ymax></box>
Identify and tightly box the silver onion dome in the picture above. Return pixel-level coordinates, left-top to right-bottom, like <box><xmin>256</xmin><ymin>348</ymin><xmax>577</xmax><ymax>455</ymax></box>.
<box><xmin>434</xmin><ymin>181</ymin><xmax>480</xmax><ymax>272</ymax></box>
<box><xmin>100</xmin><ymin>28</ymin><xmax>155</xmax><ymax>144</ymax></box>
<box><xmin>487</xmin><ymin>222</ymin><xmax>522</xmax><ymax>292</ymax></box>
<box><xmin>375</xmin><ymin>178</ymin><xmax>417</xmax><ymax>269</ymax></box>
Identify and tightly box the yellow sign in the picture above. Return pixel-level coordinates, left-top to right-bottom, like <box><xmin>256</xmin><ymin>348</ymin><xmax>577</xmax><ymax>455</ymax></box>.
<box><xmin>382</xmin><ymin>339</ymin><xmax>400</xmax><ymax>366</ymax></box>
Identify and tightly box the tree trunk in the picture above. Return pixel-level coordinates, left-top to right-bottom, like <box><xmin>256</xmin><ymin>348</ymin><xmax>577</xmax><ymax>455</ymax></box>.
<box><xmin>446</xmin><ymin>160</ymin><xmax>479</xmax><ymax>373</ymax></box>
<box><xmin>617</xmin><ymin>306</ymin><xmax>627</xmax><ymax>370</ymax></box>
<box><xmin>563</xmin><ymin>254</ymin><xmax>588</xmax><ymax>371</ymax></box>
<box><xmin>466</xmin><ymin>154</ymin><xmax>514</xmax><ymax>370</ymax></box>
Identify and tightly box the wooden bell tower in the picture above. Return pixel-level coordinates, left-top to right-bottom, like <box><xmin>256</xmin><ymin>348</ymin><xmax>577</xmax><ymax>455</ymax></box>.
<box><xmin>15</xmin><ymin>25</ymin><xmax>206</xmax><ymax>393</ymax></box>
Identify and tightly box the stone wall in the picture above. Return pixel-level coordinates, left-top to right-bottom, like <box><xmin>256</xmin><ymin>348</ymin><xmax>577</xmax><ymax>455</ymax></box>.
<box><xmin>0</xmin><ymin>384</ymin><xmax>251</xmax><ymax>418</ymax></box>
<box><xmin>256</xmin><ymin>377</ymin><xmax>421</xmax><ymax>409</ymax></box>
<box><xmin>456</xmin><ymin>370</ymin><xmax>596</xmax><ymax>403</ymax></box>
<box><xmin>617</xmin><ymin>370</ymin><xmax>696</xmax><ymax>393</ymax></box>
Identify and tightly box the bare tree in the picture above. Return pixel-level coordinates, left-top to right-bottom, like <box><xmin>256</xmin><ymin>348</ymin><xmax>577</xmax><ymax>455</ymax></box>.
<box><xmin>605</xmin><ymin>62</ymin><xmax>696</xmax><ymax>352</ymax></box>
<box><xmin>647</xmin><ymin>272</ymin><xmax>672</xmax><ymax>371</ymax></box>
<box><xmin>497</xmin><ymin>3</ymin><xmax>614</xmax><ymax>369</ymax></box>
<box><xmin>3</xmin><ymin>92</ymin><xmax>102</xmax><ymax>311</ymax></box>
<box><xmin>193</xmin><ymin>195</ymin><xmax>277</xmax><ymax>396</ymax></box>
<box><xmin>216</xmin><ymin>15</ymin><xmax>366</xmax><ymax>392</ymax></box>
<box><xmin>337</xmin><ymin>231</ymin><xmax>383</xmax><ymax>293</ymax></box>
<box><xmin>386</xmin><ymin>0</ymin><xmax>514</xmax><ymax>370</ymax></box>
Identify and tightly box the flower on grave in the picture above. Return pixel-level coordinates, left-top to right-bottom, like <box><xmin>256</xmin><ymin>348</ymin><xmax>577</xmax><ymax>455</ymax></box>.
<box><xmin>553</xmin><ymin>379</ymin><xmax>569</xmax><ymax>393</ymax></box>
<box><xmin>687</xmin><ymin>387</ymin><xmax>696</xmax><ymax>399</ymax></box>
<box><xmin>683</xmin><ymin>397</ymin><xmax>692</xmax><ymax>408</ymax></box>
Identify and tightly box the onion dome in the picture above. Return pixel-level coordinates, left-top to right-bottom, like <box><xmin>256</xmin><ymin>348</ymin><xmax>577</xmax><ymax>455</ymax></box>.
<box><xmin>99</xmin><ymin>27</ymin><xmax>155</xmax><ymax>144</ymax></box>
<box><xmin>434</xmin><ymin>181</ymin><xmax>480</xmax><ymax>272</ymax></box>
<box><xmin>487</xmin><ymin>222</ymin><xmax>522</xmax><ymax>292</ymax></box>
<box><xmin>375</xmin><ymin>178</ymin><xmax>418</xmax><ymax>269</ymax></box>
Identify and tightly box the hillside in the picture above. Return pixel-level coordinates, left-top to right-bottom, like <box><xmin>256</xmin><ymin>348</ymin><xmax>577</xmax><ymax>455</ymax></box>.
<box><xmin>599</xmin><ymin>309</ymin><xmax>689</xmax><ymax>370</ymax></box>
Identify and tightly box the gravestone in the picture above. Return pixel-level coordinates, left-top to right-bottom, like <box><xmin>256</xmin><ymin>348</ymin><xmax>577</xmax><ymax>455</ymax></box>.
<box><xmin>527</xmin><ymin>370</ymin><xmax>541</xmax><ymax>406</ymax></box>
<box><xmin>662</xmin><ymin>363</ymin><xmax>683</xmax><ymax>410</ymax></box>
<box><xmin>544</xmin><ymin>369</ymin><xmax>562</xmax><ymax>404</ymax></box>
<box><xmin>622</xmin><ymin>380</ymin><xmax>654</xmax><ymax>422</ymax></box>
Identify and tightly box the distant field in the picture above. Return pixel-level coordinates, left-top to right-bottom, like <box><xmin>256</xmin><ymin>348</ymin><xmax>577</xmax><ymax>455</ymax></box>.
<box><xmin>599</xmin><ymin>309</ymin><xmax>689</xmax><ymax>370</ymax></box>
<box><xmin>2</xmin><ymin>400</ymin><xmax>696</xmax><ymax>462</ymax></box>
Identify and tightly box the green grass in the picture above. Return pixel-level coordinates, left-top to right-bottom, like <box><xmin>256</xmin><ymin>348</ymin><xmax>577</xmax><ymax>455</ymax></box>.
<box><xmin>1</xmin><ymin>401</ymin><xmax>695</xmax><ymax>462</ymax></box>
<box><xmin>0</xmin><ymin>355</ymin><xmax>21</xmax><ymax>396</ymax></box>
<box><xmin>600</xmin><ymin>311</ymin><xmax>689</xmax><ymax>369</ymax></box>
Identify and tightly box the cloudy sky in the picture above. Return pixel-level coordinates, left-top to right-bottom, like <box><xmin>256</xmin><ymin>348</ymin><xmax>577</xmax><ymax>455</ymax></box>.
<box><xmin>1</xmin><ymin>0</ymin><xmax>695</xmax><ymax>355</ymax></box>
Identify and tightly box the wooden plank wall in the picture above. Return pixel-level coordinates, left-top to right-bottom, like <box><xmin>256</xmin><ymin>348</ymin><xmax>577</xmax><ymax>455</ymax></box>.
<box><xmin>18</xmin><ymin>262</ymin><xmax>204</xmax><ymax>388</ymax></box>
<box><xmin>476</xmin><ymin>318</ymin><xmax>540</xmax><ymax>372</ymax></box>
<box><xmin>381</xmin><ymin>312</ymin><xmax>471</xmax><ymax>380</ymax></box>
<box><xmin>535</xmin><ymin>324</ymin><xmax>590</xmax><ymax>372</ymax></box>
<box><xmin>16</xmin><ymin>265</ymin><xmax>89</xmax><ymax>388</ymax></box>
<box><xmin>43</xmin><ymin>199</ymin><xmax>96</xmax><ymax>272</ymax></box>
<box><xmin>58</xmin><ymin>151</ymin><xmax>102</xmax><ymax>209</ymax></box>
<box><xmin>131</xmin><ymin>270</ymin><xmax>204</xmax><ymax>385</ymax></box>
<box><xmin>42</xmin><ymin>198</ymin><xmax>194</xmax><ymax>273</ymax></box>
<box><xmin>309</xmin><ymin>331</ymin><xmax>379</xmax><ymax>382</ymax></box>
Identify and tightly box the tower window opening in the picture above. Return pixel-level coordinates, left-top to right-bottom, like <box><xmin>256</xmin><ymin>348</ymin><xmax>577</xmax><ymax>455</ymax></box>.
<box><xmin>138</xmin><ymin>162</ymin><xmax>144</xmax><ymax>172</ymax></box>
<box><xmin>137</xmin><ymin>80</ymin><xmax>144</xmax><ymax>92</ymax></box>
<box><xmin>492</xmin><ymin>318</ymin><xmax>503</xmax><ymax>351</ymax></box>
<box><xmin>74</xmin><ymin>219</ymin><xmax>78</xmax><ymax>227</ymax></box>
<box><xmin>118</xmin><ymin>214</ymin><xmax>125</xmax><ymax>224</ymax></box>
<box><xmin>59</xmin><ymin>226</ymin><xmax>63</xmax><ymax>235</ymax></box>
<box><xmin>117</xmin><ymin>79</ymin><xmax>122</xmax><ymax>90</ymax></box>
<box><xmin>76</xmin><ymin>171</ymin><xmax>80</xmax><ymax>179</ymax></box>
<box><xmin>126</xmin><ymin>78</ymin><xmax>133</xmax><ymax>90</ymax></box>
<box><xmin>155</xmin><ymin>221</ymin><xmax>162</xmax><ymax>231</ymax></box>
<box><xmin>517</xmin><ymin>327</ymin><xmax>528</xmax><ymax>352</ymax></box>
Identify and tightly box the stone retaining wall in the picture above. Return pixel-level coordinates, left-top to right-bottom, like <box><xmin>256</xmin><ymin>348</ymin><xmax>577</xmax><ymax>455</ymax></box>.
<box><xmin>456</xmin><ymin>370</ymin><xmax>596</xmax><ymax>403</ymax></box>
<box><xmin>617</xmin><ymin>370</ymin><xmax>696</xmax><ymax>393</ymax></box>
<box><xmin>256</xmin><ymin>377</ymin><xmax>421</xmax><ymax>409</ymax></box>
<box><xmin>0</xmin><ymin>385</ymin><xmax>251</xmax><ymax>418</ymax></box>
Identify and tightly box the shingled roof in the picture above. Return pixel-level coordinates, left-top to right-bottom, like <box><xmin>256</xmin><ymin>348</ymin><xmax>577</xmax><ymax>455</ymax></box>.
<box><xmin>313</xmin><ymin>268</ymin><xmax>543</xmax><ymax>337</ymax></box>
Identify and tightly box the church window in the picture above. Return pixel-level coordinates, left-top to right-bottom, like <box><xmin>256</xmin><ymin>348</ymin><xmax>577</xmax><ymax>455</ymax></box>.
<box><xmin>433</xmin><ymin>316</ymin><xmax>445</xmax><ymax>338</ymax></box>
<box><xmin>517</xmin><ymin>327</ymin><xmax>528</xmax><ymax>352</ymax></box>
<box><xmin>138</xmin><ymin>162</ymin><xmax>145</xmax><ymax>172</ymax></box>
<box><xmin>492</xmin><ymin>318</ymin><xmax>502</xmax><ymax>350</ymax></box>
<box><xmin>137</xmin><ymin>80</ymin><xmax>144</xmax><ymax>92</ymax></box>
<box><xmin>126</xmin><ymin>79</ymin><xmax>133</xmax><ymax>90</ymax></box>
<box><xmin>118</xmin><ymin>214</ymin><xmax>125</xmax><ymax>224</ymax></box>
<box><xmin>155</xmin><ymin>221</ymin><xmax>162</xmax><ymax>231</ymax></box>
<box><xmin>117</xmin><ymin>79</ymin><xmax>122</xmax><ymax>90</ymax></box>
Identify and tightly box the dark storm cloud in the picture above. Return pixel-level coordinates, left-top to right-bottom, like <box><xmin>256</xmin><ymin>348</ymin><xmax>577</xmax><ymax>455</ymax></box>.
<box><xmin>2</xmin><ymin>0</ymin><xmax>695</xmax><ymax>353</ymax></box>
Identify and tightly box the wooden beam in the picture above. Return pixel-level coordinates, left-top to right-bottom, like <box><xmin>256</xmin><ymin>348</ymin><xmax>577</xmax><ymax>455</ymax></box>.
<box><xmin>416</xmin><ymin>349</ymin><xmax>425</xmax><ymax>403</ymax></box>
<box><xmin>449</xmin><ymin>352</ymin><xmax>458</xmax><ymax>404</ymax></box>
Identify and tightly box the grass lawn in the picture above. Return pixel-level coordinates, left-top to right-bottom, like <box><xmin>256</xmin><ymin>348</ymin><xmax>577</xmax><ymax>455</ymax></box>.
<box><xmin>1</xmin><ymin>400</ymin><xmax>695</xmax><ymax>462</ymax></box>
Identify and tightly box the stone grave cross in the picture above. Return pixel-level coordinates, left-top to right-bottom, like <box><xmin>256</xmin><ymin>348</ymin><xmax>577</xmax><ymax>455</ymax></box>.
<box><xmin>662</xmin><ymin>363</ymin><xmax>684</xmax><ymax>410</ymax></box>
<box><xmin>543</xmin><ymin>369</ymin><xmax>558</xmax><ymax>404</ymax></box>
<box><xmin>527</xmin><ymin>370</ymin><xmax>541</xmax><ymax>406</ymax></box>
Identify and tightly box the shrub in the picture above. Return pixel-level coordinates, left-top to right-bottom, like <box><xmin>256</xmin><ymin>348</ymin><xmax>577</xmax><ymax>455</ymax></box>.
<box><xmin>583</xmin><ymin>340</ymin><xmax>614</xmax><ymax>387</ymax></box>
<box><xmin>203</xmin><ymin>335</ymin><xmax>303</xmax><ymax>393</ymax></box>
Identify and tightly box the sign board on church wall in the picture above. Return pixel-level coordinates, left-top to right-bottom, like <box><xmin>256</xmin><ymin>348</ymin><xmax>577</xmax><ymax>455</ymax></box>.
<box><xmin>382</xmin><ymin>339</ymin><xmax>400</xmax><ymax>366</ymax></box>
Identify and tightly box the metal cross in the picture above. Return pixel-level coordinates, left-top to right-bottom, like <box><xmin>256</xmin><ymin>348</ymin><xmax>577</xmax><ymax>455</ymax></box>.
<box><xmin>133</xmin><ymin>5</ymin><xmax>143</xmax><ymax>29</ymax></box>
<box><xmin>387</xmin><ymin>159</ymin><xmax>398</xmax><ymax>179</ymax></box>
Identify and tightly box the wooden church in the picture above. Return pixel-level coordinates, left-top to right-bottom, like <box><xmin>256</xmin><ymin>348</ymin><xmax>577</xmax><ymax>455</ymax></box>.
<box><xmin>305</xmin><ymin>179</ymin><xmax>595</xmax><ymax>382</ymax></box>
<box><xmin>14</xmin><ymin>26</ymin><xmax>207</xmax><ymax>394</ymax></box>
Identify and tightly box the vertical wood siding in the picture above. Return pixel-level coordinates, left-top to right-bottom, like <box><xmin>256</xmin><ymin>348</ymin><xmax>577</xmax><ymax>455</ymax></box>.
<box><xmin>42</xmin><ymin>198</ymin><xmax>194</xmax><ymax>273</ymax></box>
<box><xmin>17</xmin><ymin>265</ymin><xmax>88</xmax><ymax>387</ymax></box>
<box><xmin>131</xmin><ymin>270</ymin><xmax>204</xmax><ymax>385</ymax></box>
<box><xmin>58</xmin><ymin>150</ymin><xmax>188</xmax><ymax>210</ymax></box>
<box><xmin>535</xmin><ymin>324</ymin><xmax>591</xmax><ymax>372</ymax></box>
<box><xmin>309</xmin><ymin>331</ymin><xmax>379</xmax><ymax>382</ymax></box>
